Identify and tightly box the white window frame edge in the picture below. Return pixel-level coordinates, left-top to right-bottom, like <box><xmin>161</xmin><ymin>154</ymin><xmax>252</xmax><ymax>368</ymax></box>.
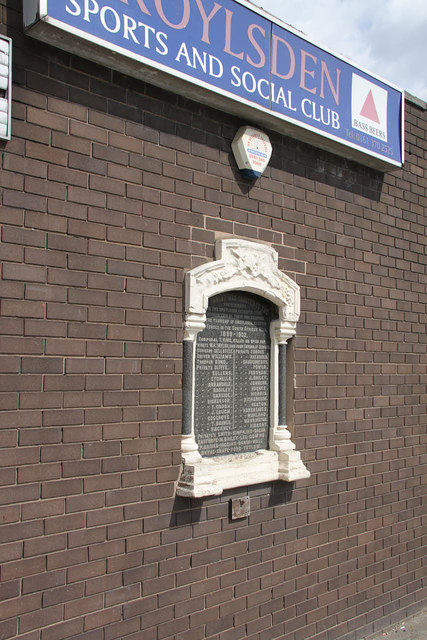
<box><xmin>176</xmin><ymin>239</ymin><xmax>310</xmax><ymax>498</ymax></box>
<box><xmin>0</xmin><ymin>36</ymin><xmax>12</xmax><ymax>141</ymax></box>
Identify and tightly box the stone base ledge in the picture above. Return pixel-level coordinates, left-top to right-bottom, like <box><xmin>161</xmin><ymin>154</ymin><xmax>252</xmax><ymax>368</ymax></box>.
<box><xmin>176</xmin><ymin>450</ymin><xmax>310</xmax><ymax>498</ymax></box>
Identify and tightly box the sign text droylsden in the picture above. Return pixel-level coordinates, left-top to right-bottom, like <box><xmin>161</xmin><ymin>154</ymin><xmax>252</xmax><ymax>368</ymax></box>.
<box><xmin>24</xmin><ymin>0</ymin><xmax>404</xmax><ymax>169</ymax></box>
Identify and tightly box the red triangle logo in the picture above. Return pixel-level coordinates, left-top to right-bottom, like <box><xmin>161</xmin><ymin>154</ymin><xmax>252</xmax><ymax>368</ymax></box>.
<box><xmin>360</xmin><ymin>89</ymin><xmax>380</xmax><ymax>123</ymax></box>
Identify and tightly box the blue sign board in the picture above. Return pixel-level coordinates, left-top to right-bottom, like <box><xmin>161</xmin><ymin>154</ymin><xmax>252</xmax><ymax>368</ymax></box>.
<box><xmin>24</xmin><ymin>0</ymin><xmax>404</xmax><ymax>169</ymax></box>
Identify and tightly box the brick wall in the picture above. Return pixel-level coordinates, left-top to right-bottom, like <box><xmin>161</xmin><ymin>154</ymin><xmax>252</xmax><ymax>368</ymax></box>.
<box><xmin>0</xmin><ymin>3</ymin><xmax>425</xmax><ymax>640</ymax></box>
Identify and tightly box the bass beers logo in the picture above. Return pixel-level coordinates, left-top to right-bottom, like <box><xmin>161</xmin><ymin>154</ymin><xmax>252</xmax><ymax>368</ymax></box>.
<box><xmin>352</xmin><ymin>74</ymin><xmax>388</xmax><ymax>142</ymax></box>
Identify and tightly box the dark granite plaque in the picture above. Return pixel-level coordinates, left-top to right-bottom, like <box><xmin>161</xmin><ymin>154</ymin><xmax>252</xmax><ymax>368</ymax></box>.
<box><xmin>194</xmin><ymin>291</ymin><xmax>276</xmax><ymax>457</ymax></box>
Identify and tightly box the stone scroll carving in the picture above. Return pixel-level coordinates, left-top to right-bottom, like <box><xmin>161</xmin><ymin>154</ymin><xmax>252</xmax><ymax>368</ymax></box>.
<box><xmin>177</xmin><ymin>239</ymin><xmax>310</xmax><ymax>498</ymax></box>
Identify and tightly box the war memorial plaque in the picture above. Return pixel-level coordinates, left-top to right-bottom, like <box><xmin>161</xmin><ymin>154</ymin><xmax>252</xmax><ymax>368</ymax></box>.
<box><xmin>194</xmin><ymin>291</ymin><xmax>276</xmax><ymax>457</ymax></box>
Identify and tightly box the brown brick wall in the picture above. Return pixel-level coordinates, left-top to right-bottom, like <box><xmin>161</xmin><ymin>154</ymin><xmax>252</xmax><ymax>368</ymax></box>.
<box><xmin>0</xmin><ymin>3</ymin><xmax>425</xmax><ymax>640</ymax></box>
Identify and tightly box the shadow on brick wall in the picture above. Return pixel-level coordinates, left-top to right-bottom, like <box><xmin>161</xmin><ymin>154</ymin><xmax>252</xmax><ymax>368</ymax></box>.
<box><xmin>168</xmin><ymin>482</ymin><xmax>295</xmax><ymax>529</ymax></box>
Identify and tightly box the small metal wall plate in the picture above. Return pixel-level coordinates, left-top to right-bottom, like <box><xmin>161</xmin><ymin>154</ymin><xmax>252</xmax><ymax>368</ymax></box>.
<box><xmin>230</xmin><ymin>497</ymin><xmax>250</xmax><ymax>520</ymax></box>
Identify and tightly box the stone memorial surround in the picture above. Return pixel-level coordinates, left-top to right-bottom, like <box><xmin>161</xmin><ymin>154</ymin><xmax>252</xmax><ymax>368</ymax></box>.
<box><xmin>0</xmin><ymin>5</ymin><xmax>425</xmax><ymax>640</ymax></box>
<box><xmin>178</xmin><ymin>239</ymin><xmax>310</xmax><ymax>497</ymax></box>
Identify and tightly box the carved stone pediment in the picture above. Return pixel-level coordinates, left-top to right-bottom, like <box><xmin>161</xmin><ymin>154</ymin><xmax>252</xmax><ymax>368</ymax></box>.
<box><xmin>185</xmin><ymin>240</ymin><xmax>300</xmax><ymax>340</ymax></box>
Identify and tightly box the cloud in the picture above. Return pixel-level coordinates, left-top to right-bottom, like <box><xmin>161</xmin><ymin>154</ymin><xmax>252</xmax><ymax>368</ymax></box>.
<box><xmin>251</xmin><ymin>0</ymin><xmax>427</xmax><ymax>100</ymax></box>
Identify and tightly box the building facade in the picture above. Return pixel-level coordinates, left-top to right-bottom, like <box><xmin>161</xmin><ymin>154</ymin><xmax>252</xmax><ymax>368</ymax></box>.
<box><xmin>0</xmin><ymin>2</ymin><xmax>425</xmax><ymax>640</ymax></box>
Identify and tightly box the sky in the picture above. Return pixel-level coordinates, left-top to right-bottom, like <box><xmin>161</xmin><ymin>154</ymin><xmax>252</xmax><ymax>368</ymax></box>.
<box><xmin>250</xmin><ymin>0</ymin><xmax>427</xmax><ymax>102</ymax></box>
